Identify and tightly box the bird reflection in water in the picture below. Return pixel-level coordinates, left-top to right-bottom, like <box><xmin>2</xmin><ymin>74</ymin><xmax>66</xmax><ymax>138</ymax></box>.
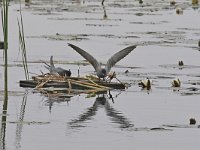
<box><xmin>45</xmin><ymin>95</ymin><xmax>71</xmax><ymax>113</ymax></box>
<box><xmin>42</xmin><ymin>92</ymin><xmax>74</xmax><ymax>113</ymax></box>
<box><xmin>68</xmin><ymin>92</ymin><xmax>134</xmax><ymax>129</ymax></box>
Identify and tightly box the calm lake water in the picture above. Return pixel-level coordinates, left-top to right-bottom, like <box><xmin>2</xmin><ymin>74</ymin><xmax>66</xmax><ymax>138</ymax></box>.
<box><xmin>1</xmin><ymin>0</ymin><xmax>200</xmax><ymax>149</ymax></box>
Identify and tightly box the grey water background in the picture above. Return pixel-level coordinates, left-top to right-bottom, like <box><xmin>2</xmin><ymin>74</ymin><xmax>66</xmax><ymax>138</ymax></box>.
<box><xmin>1</xmin><ymin>0</ymin><xmax>200</xmax><ymax>149</ymax></box>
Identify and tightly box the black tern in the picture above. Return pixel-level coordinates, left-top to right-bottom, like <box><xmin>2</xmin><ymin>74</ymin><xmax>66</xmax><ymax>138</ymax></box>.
<box><xmin>45</xmin><ymin>56</ymin><xmax>71</xmax><ymax>77</ymax></box>
<box><xmin>68</xmin><ymin>43</ymin><xmax>136</xmax><ymax>80</ymax></box>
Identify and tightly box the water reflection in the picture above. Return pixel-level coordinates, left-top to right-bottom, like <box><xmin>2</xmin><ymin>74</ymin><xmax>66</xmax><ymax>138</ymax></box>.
<box><xmin>0</xmin><ymin>94</ymin><xmax>8</xmax><ymax>150</ymax></box>
<box><xmin>14</xmin><ymin>92</ymin><xmax>28</xmax><ymax>150</ymax></box>
<box><xmin>68</xmin><ymin>92</ymin><xmax>134</xmax><ymax>130</ymax></box>
<box><xmin>0</xmin><ymin>115</ymin><xmax>6</xmax><ymax>150</ymax></box>
<box><xmin>37</xmin><ymin>89</ymin><xmax>73</xmax><ymax>112</ymax></box>
<box><xmin>45</xmin><ymin>95</ymin><xmax>71</xmax><ymax>113</ymax></box>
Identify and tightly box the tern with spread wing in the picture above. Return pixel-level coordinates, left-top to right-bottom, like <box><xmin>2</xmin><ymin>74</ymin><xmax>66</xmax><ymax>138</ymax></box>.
<box><xmin>68</xmin><ymin>43</ymin><xmax>136</xmax><ymax>80</ymax></box>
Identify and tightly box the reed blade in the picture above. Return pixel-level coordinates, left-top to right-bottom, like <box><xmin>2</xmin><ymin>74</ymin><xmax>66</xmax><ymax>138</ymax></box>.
<box><xmin>17</xmin><ymin>0</ymin><xmax>29</xmax><ymax>80</ymax></box>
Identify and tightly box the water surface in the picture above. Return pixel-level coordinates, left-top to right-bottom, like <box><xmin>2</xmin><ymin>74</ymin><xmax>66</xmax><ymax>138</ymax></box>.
<box><xmin>1</xmin><ymin>0</ymin><xmax>200</xmax><ymax>150</ymax></box>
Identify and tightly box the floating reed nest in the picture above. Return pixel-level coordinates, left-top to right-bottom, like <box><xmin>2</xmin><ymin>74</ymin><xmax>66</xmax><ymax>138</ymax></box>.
<box><xmin>20</xmin><ymin>74</ymin><xmax>127</xmax><ymax>91</ymax></box>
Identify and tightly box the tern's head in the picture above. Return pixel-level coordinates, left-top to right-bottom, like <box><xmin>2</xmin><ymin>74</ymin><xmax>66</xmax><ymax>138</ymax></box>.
<box><xmin>97</xmin><ymin>68</ymin><xmax>107</xmax><ymax>79</ymax></box>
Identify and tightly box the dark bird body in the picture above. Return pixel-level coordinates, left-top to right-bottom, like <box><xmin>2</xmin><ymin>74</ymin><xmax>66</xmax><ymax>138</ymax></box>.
<box><xmin>68</xmin><ymin>43</ymin><xmax>136</xmax><ymax>80</ymax></box>
<box><xmin>45</xmin><ymin>56</ymin><xmax>71</xmax><ymax>77</ymax></box>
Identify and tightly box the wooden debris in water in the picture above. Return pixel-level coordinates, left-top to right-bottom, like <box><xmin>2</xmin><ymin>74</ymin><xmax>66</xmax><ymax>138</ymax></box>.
<box><xmin>163</xmin><ymin>124</ymin><xmax>200</xmax><ymax>128</ymax></box>
<box><xmin>20</xmin><ymin>74</ymin><xmax>121</xmax><ymax>100</ymax></box>
<box><xmin>20</xmin><ymin>74</ymin><xmax>126</xmax><ymax>91</ymax></box>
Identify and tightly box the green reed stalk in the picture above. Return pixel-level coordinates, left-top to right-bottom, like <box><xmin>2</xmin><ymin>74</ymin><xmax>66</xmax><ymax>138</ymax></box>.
<box><xmin>1</xmin><ymin>1</ymin><xmax>9</xmax><ymax>148</ymax></box>
<box><xmin>1</xmin><ymin>0</ymin><xmax>9</xmax><ymax>104</ymax></box>
<box><xmin>18</xmin><ymin>0</ymin><xmax>29</xmax><ymax>80</ymax></box>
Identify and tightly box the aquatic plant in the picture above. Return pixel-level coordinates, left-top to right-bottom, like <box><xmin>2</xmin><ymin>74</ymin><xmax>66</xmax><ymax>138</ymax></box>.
<box><xmin>139</xmin><ymin>0</ymin><xmax>143</xmax><ymax>4</ymax></box>
<box><xmin>139</xmin><ymin>78</ymin><xmax>152</xmax><ymax>90</ymax></box>
<box><xmin>189</xmin><ymin>118</ymin><xmax>196</xmax><ymax>125</ymax></box>
<box><xmin>1</xmin><ymin>0</ymin><xmax>9</xmax><ymax>148</ymax></box>
<box><xmin>18</xmin><ymin>0</ymin><xmax>29</xmax><ymax>80</ymax></box>
<box><xmin>172</xmin><ymin>78</ymin><xmax>181</xmax><ymax>87</ymax></box>
<box><xmin>1</xmin><ymin>0</ymin><xmax>8</xmax><ymax>100</ymax></box>
<box><xmin>101</xmin><ymin>0</ymin><xmax>105</xmax><ymax>6</ymax></box>
<box><xmin>170</xmin><ymin>0</ymin><xmax>176</xmax><ymax>6</ymax></box>
<box><xmin>192</xmin><ymin>0</ymin><xmax>198</xmax><ymax>5</ymax></box>
<box><xmin>176</xmin><ymin>7</ymin><xmax>183</xmax><ymax>15</ymax></box>
<box><xmin>178</xmin><ymin>60</ymin><xmax>184</xmax><ymax>66</ymax></box>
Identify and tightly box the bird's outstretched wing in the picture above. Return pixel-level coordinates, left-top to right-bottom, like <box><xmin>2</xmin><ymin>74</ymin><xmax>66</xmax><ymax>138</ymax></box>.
<box><xmin>41</xmin><ymin>59</ymin><xmax>51</xmax><ymax>70</ymax></box>
<box><xmin>42</xmin><ymin>56</ymin><xmax>55</xmax><ymax>71</ymax></box>
<box><xmin>68</xmin><ymin>43</ymin><xmax>101</xmax><ymax>71</ymax></box>
<box><xmin>106</xmin><ymin>45</ymin><xmax>137</xmax><ymax>72</ymax></box>
<box><xmin>49</xmin><ymin>56</ymin><xmax>59</xmax><ymax>75</ymax></box>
